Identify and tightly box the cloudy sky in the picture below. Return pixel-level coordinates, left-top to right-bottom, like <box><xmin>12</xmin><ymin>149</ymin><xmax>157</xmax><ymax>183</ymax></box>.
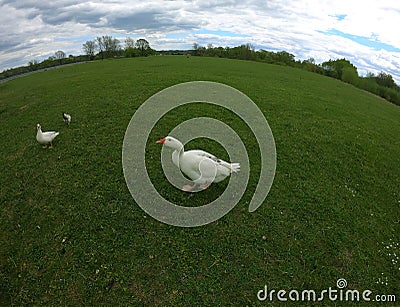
<box><xmin>1</xmin><ymin>0</ymin><xmax>399</xmax><ymax>83</ymax></box>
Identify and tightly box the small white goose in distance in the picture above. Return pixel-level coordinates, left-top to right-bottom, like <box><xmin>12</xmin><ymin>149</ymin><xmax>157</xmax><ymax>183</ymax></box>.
<box><xmin>36</xmin><ymin>124</ymin><xmax>59</xmax><ymax>148</ymax></box>
<box><xmin>156</xmin><ymin>136</ymin><xmax>240</xmax><ymax>191</ymax></box>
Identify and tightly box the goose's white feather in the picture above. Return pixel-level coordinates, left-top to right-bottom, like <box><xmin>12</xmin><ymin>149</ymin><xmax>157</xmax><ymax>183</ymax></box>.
<box><xmin>36</xmin><ymin>124</ymin><xmax>59</xmax><ymax>145</ymax></box>
<box><xmin>158</xmin><ymin>136</ymin><xmax>240</xmax><ymax>187</ymax></box>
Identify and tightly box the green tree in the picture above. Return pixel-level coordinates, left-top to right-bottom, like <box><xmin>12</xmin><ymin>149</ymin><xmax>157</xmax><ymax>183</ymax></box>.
<box><xmin>135</xmin><ymin>38</ymin><xmax>150</xmax><ymax>56</ymax></box>
<box><xmin>96</xmin><ymin>36</ymin><xmax>105</xmax><ymax>59</ymax></box>
<box><xmin>206</xmin><ymin>43</ymin><xmax>214</xmax><ymax>56</ymax></box>
<box><xmin>55</xmin><ymin>50</ymin><xmax>65</xmax><ymax>64</ymax></box>
<box><xmin>274</xmin><ymin>51</ymin><xmax>295</xmax><ymax>66</ymax></box>
<box><xmin>96</xmin><ymin>36</ymin><xmax>121</xmax><ymax>58</ymax></box>
<box><xmin>197</xmin><ymin>45</ymin><xmax>206</xmax><ymax>56</ymax></box>
<box><xmin>83</xmin><ymin>40</ymin><xmax>96</xmax><ymax>60</ymax></box>
<box><xmin>192</xmin><ymin>43</ymin><xmax>200</xmax><ymax>56</ymax></box>
<box><xmin>301</xmin><ymin>58</ymin><xmax>322</xmax><ymax>73</ymax></box>
<box><xmin>28</xmin><ymin>60</ymin><xmax>39</xmax><ymax>71</ymax></box>
<box><xmin>109</xmin><ymin>37</ymin><xmax>121</xmax><ymax>56</ymax></box>
<box><xmin>125</xmin><ymin>47</ymin><xmax>139</xmax><ymax>57</ymax></box>
<box><xmin>341</xmin><ymin>67</ymin><xmax>359</xmax><ymax>85</ymax></box>
<box><xmin>375</xmin><ymin>71</ymin><xmax>397</xmax><ymax>89</ymax></box>
<box><xmin>256</xmin><ymin>49</ymin><xmax>274</xmax><ymax>62</ymax></box>
<box><xmin>125</xmin><ymin>37</ymin><xmax>135</xmax><ymax>49</ymax></box>
<box><xmin>229</xmin><ymin>44</ymin><xmax>253</xmax><ymax>60</ymax></box>
<box><xmin>321</xmin><ymin>58</ymin><xmax>357</xmax><ymax>80</ymax></box>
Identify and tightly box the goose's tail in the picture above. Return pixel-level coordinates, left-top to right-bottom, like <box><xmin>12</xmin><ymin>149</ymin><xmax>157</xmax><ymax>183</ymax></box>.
<box><xmin>230</xmin><ymin>162</ymin><xmax>240</xmax><ymax>173</ymax></box>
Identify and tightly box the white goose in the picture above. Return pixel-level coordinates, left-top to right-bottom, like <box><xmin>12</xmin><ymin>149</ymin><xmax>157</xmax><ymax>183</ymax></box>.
<box><xmin>36</xmin><ymin>124</ymin><xmax>59</xmax><ymax>148</ymax></box>
<box><xmin>156</xmin><ymin>136</ymin><xmax>240</xmax><ymax>191</ymax></box>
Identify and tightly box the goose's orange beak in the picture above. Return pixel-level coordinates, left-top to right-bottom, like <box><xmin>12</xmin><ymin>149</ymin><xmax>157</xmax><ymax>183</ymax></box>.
<box><xmin>156</xmin><ymin>138</ymin><xmax>166</xmax><ymax>144</ymax></box>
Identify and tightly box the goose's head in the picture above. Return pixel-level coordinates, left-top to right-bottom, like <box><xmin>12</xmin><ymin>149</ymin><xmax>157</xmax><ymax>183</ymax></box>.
<box><xmin>156</xmin><ymin>136</ymin><xmax>183</xmax><ymax>151</ymax></box>
<box><xmin>36</xmin><ymin>124</ymin><xmax>41</xmax><ymax>131</ymax></box>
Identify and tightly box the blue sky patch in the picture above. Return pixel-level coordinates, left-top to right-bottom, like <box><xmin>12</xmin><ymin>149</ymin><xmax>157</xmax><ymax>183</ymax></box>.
<box><xmin>320</xmin><ymin>29</ymin><xmax>400</xmax><ymax>52</ymax></box>
<box><xmin>165</xmin><ymin>33</ymin><xmax>187</xmax><ymax>39</ymax></box>
<box><xmin>333</xmin><ymin>14</ymin><xmax>346</xmax><ymax>21</ymax></box>
<box><xmin>55</xmin><ymin>36</ymin><xmax>93</xmax><ymax>42</ymax></box>
<box><xmin>194</xmin><ymin>29</ymin><xmax>250</xmax><ymax>37</ymax></box>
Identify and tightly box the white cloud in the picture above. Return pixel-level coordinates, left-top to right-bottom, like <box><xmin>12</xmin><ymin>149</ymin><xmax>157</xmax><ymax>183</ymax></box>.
<box><xmin>0</xmin><ymin>0</ymin><xmax>399</xmax><ymax>83</ymax></box>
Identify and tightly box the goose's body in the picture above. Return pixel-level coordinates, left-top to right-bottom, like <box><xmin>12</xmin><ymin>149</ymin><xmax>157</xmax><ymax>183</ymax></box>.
<box><xmin>157</xmin><ymin>136</ymin><xmax>240</xmax><ymax>191</ymax></box>
<box><xmin>36</xmin><ymin>124</ymin><xmax>59</xmax><ymax>148</ymax></box>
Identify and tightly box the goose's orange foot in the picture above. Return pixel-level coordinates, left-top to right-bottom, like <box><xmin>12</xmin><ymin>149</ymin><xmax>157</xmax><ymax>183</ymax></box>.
<box><xmin>182</xmin><ymin>185</ymin><xmax>194</xmax><ymax>192</ymax></box>
<box><xmin>200</xmin><ymin>184</ymin><xmax>211</xmax><ymax>190</ymax></box>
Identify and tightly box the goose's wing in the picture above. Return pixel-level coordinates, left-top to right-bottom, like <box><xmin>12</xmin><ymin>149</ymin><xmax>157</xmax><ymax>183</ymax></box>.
<box><xmin>188</xmin><ymin>150</ymin><xmax>221</xmax><ymax>163</ymax></box>
<box><xmin>189</xmin><ymin>150</ymin><xmax>235</xmax><ymax>170</ymax></box>
<box><xmin>42</xmin><ymin>131</ymin><xmax>59</xmax><ymax>141</ymax></box>
<box><xmin>181</xmin><ymin>150</ymin><xmax>218</xmax><ymax>184</ymax></box>
<box><xmin>42</xmin><ymin>131</ymin><xmax>59</xmax><ymax>137</ymax></box>
<box><xmin>188</xmin><ymin>149</ymin><xmax>234</xmax><ymax>174</ymax></box>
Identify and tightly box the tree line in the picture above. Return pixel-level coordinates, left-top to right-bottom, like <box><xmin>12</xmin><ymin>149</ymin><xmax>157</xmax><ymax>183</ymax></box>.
<box><xmin>82</xmin><ymin>36</ymin><xmax>155</xmax><ymax>60</ymax></box>
<box><xmin>1</xmin><ymin>37</ymin><xmax>399</xmax><ymax>106</ymax></box>
<box><xmin>191</xmin><ymin>43</ymin><xmax>400</xmax><ymax>106</ymax></box>
<box><xmin>0</xmin><ymin>36</ymin><xmax>155</xmax><ymax>81</ymax></box>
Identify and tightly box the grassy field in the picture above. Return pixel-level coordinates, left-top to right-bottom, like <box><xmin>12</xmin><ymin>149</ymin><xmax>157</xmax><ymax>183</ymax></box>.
<box><xmin>0</xmin><ymin>56</ymin><xmax>399</xmax><ymax>305</ymax></box>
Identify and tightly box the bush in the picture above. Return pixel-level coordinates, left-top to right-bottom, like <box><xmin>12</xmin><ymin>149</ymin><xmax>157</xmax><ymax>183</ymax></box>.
<box><xmin>341</xmin><ymin>67</ymin><xmax>359</xmax><ymax>86</ymax></box>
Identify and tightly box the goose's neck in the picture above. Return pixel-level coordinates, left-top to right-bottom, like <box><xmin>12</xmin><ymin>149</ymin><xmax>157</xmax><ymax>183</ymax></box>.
<box><xmin>173</xmin><ymin>139</ymin><xmax>184</xmax><ymax>155</ymax></box>
<box><xmin>171</xmin><ymin>145</ymin><xmax>184</xmax><ymax>168</ymax></box>
<box><xmin>176</xmin><ymin>145</ymin><xmax>184</xmax><ymax>157</ymax></box>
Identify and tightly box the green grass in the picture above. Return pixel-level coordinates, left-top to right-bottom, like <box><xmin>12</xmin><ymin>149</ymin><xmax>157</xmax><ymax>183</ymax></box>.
<box><xmin>1</xmin><ymin>56</ymin><xmax>399</xmax><ymax>305</ymax></box>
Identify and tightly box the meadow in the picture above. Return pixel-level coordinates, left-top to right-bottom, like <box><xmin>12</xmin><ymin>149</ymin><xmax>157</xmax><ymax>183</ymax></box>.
<box><xmin>0</xmin><ymin>56</ymin><xmax>399</xmax><ymax>305</ymax></box>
